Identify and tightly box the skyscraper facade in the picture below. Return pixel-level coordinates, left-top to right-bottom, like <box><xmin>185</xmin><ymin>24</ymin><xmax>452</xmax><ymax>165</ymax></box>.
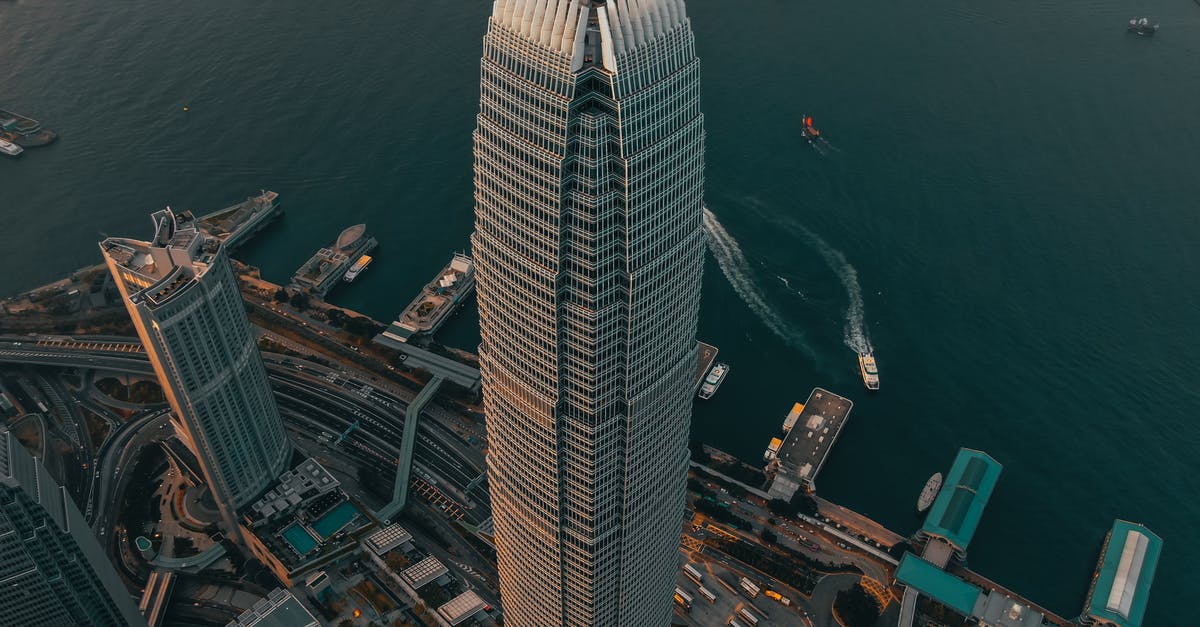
<box><xmin>472</xmin><ymin>1</ymin><xmax>705</xmax><ymax>624</ymax></box>
<box><xmin>101</xmin><ymin>209</ymin><xmax>290</xmax><ymax>532</ymax></box>
<box><xmin>0</xmin><ymin>430</ymin><xmax>147</xmax><ymax>626</ymax></box>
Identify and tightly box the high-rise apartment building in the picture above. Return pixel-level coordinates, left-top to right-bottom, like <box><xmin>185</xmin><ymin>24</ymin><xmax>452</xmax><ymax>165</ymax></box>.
<box><xmin>101</xmin><ymin>209</ymin><xmax>290</xmax><ymax>532</ymax></box>
<box><xmin>472</xmin><ymin>1</ymin><xmax>705</xmax><ymax>624</ymax></box>
<box><xmin>0</xmin><ymin>430</ymin><xmax>147</xmax><ymax>626</ymax></box>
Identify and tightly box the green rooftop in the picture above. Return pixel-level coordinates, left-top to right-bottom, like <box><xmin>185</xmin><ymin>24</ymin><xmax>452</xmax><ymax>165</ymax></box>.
<box><xmin>1085</xmin><ymin>520</ymin><xmax>1162</xmax><ymax>627</ymax></box>
<box><xmin>896</xmin><ymin>553</ymin><xmax>981</xmax><ymax>616</ymax></box>
<box><xmin>921</xmin><ymin>448</ymin><xmax>1003</xmax><ymax>551</ymax></box>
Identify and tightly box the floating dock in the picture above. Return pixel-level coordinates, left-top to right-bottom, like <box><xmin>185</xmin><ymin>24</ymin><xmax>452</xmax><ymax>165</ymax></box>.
<box><xmin>289</xmin><ymin>224</ymin><xmax>377</xmax><ymax>298</ymax></box>
<box><xmin>197</xmin><ymin>190</ymin><xmax>280</xmax><ymax>251</ymax></box>
<box><xmin>0</xmin><ymin>108</ymin><xmax>58</xmax><ymax>147</ymax></box>
<box><xmin>378</xmin><ymin>253</ymin><xmax>474</xmax><ymax>344</ymax></box>
<box><xmin>764</xmin><ymin>387</ymin><xmax>852</xmax><ymax>499</ymax></box>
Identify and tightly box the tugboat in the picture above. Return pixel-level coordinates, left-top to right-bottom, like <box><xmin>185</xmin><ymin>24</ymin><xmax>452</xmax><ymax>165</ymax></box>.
<box><xmin>1128</xmin><ymin>17</ymin><xmax>1159</xmax><ymax>35</ymax></box>
<box><xmin>698</xmin><ymin>362</ymin><xmax>729</xmax><ymax>400</ymax></box>
<box><xmin>917</xmin><ymin>472</ymin><xmax>944</xmax><ymax>513</ymax></box>
<box><xmin>858</xmin><ymin>351</ymin><xmax>880</xmax><ymax>391</ymax></box>
<box><xmin>800</xmin><ymin>115</ymin><xmax>821</xmax><ymax>140</ymax></box>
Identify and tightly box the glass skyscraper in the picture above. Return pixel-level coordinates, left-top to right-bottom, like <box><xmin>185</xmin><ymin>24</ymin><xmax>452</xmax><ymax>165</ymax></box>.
<box><xmin>472</xmin><ymin>1</ymin><xmax>705</xmax><ymax>624</ymax></box>
<box><xmin>0</xmin><ymin>430</ymin><xmax>146</xmax><ymax>626</ymax></box>
<box><xmin>101</xmin><ymin>209</ymin><xmax>290</xmax><ymax>533</ymax></box>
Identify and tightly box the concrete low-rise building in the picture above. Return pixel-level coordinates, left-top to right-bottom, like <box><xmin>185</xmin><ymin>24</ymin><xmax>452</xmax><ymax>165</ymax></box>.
<box><xmin>226</xmin><ymin>588</ymin><xmax>320</xmax><ymax>627</ymax></box>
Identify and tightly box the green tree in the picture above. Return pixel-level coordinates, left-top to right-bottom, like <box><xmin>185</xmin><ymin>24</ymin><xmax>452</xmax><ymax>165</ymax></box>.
<box><xmin>289</xmin><ymin>291</ymin><xmax>310</xmax><ymax>311</ymax></box>
<box><xmin>834</xmin><ymin>583</ymin><xmax>881</xmax><ymax>627</ymax></box>
<box><xmin>273</xmin><ymin>288</ymin><xmax>289</xmax><ymax>302</ymax></box>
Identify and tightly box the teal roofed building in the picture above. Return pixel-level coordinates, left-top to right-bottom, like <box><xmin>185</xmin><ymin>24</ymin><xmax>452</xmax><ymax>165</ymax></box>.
<box><xmin>896</xmin><ymin>553</ymin><xmax>982</xmax><ymax>617</ymax></box>
<box><xmin>1080</xmin><ymin>520</ymin><xmax>1162</xmax><ymax>627</ymax></box>
<box><xmin>918</xmin><ymin>448</ymin><xmax>1003</xmax><ymax>560</ymax></box>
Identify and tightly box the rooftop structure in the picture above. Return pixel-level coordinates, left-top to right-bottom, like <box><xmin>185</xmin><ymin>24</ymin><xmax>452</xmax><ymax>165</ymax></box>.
<box><xmin>918</xmin><ymin>448</ymin><xmax>1003</xmax><ymax>558</ymax></box>
<box><xmin>246</xmin><ymin>458</ymin><xmax>340</xmax><ymax>523</ymax></box>
<box><xmin>225</xmin><ymin>588</ymin><xmax>320</xmax><ymax>627</ymax></box>
<box><xmin>977</xmin><ymin>589</ymin><xmax>1046</xmax><ymax>627</ymax></box>
<box><xmin>239</xmin><ymin>460</ymin><xmax>371</xmax><ymax>586</ymax></box>
<box><xmin>403</xmin><ymin>555</ymin><xmax>450</xmax><ymax>589</ymax></box>
<box><xmin>766</xmin><ymin>388</ymin><xmax>853</xmax><ymax>499</ymax></box>
<box><xmin>289</xmin><ymin>223</ymin><xmax>377</xmax><ymax>297</ymax></box>
<box><xmin>364</xmin><ymin>523</ymin><xmax>415</xmax><ymax>556</ymax></box>
<box><xmin>0</xmin><ymin>430</ymin><xmax>147</xmax><ymax>626</ymax></box>
<box><xmin>101</xmin><ymin>209</ymin><xmax>291</xmax><ymax>535</ymax></box>
<box><xmin>437</xmin><ymin>589</ymin><xmax>490</xmax><ymax>626</ymax></box>
<box><xmin>896</xmin><ymin>553</ymin><xmax>981</xmax><ymax>617</ymax></box>
<box><xmin>1080</xmin><ymin>520</ymin><xmax>1162</xmax><ymax>627</ymax></box>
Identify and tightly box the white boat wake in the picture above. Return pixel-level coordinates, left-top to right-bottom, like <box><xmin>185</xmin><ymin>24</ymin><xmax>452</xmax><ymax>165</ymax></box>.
<box><xmin>703</xmin><ymin>207</ymin><xmax>816</xmax><ymax>358</ymax></box>
<box><xmin>782</xmin><ymin>220</ymin><xmax>870</xmax><ymax>353</ymax></box>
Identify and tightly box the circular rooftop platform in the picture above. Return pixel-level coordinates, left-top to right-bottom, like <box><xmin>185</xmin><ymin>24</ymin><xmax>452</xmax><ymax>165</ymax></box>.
<box><xmin>336</xmin><ymin>224</ymin><xmax>367</xmax><ymax>249</ymax></box>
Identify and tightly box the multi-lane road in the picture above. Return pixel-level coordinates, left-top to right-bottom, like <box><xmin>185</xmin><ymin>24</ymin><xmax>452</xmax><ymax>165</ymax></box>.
<box><xmin>0</xmin><ymin>335</ymin><xmax>492</xmax><ymax>526</ymax></box>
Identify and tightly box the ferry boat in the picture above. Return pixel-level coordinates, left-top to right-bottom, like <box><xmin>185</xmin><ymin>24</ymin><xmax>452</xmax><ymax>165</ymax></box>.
<box><xmin>800</xmin><ymin>115</ymin><xmax>821</xmax><ymax>140</ymax></box>
<box><xmin>917</xmin><ymin>472</ymin><xmax>943</xmax><ymax>513</ymax></box>
<box><xmin>0</xmin><ymin>138</ymin><xmax>23</xmax><ymax>157</ymax></box>
<box><xmin>343</xmin><ymin>254</ymin><xmax>372</xmax><ymax>282</ymax></box>
<box><xmin>1128</xmin><ymin>17</ymin><xmax>1159</xmax><ymax>35</ymax></box>
<box><xmin>858</xmin><ymin>351</ymin><xmax>880</xmax><ymax>390</ymax></box>
<box><xmin>698</xmin><ymin>362</ymin><xmax>729</xmax><ymax>400</ymax></box>
<box><xmin>763</xmin><ymin>437</ymin><xmax>783</xmax><ymax>462</ymax></box>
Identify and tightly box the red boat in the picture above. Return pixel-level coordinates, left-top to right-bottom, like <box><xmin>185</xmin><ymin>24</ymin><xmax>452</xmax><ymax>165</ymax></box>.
<box><xmin>801</xmin><ymin>115</ymin><xmax>821</xmax><ymax>139</ymax></box>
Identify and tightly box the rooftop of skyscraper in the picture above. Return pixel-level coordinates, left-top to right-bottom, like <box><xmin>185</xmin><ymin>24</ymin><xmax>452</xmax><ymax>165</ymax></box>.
<box><xmin>100</xmin><ymin>208</ymin><xmax>221</xmax><ymax>307</ymax></box>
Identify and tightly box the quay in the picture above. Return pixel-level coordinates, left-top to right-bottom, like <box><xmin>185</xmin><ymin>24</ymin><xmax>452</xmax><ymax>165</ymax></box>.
<box><xmin>197</xmin><ymin>190</ymin><xmax>280</xmax><ymax>251</ymax></box>
<box><xmin>0</xmin><ymin>107</ymin><xmax>58</xmax><ymax>147</ymax></box>
<box><xmin>763</xmin><ymin>387</ymin><xmax>852</xmax><ymax>499</ymax></box>
<box><xmin>376</xmin><ymin>253</ymin><xmax>474</xmax><ymax>345</ymax></box>
<box><xmin>289</xmin><ymin>223</ymin><xmax>377</xmax><ymax>298</ymax></box>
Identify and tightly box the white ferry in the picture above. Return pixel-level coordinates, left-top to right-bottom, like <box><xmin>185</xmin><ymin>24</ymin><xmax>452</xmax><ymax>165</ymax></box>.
<box><xmin>0</xmin><ymin>139</ymin><xmax>23</xmax><ymax>157</ymax></box>
<box><xmin>858</xmin><ymin>351</ymin><xmax>880</xmax><ymax>391</ymax></box>
<box><xmin>343</xmin><ymin>254</ymin><xmax>372</xmax><ymax>282</ymax></box>
<box><xmin>698</xmin><ymin>362</ymin><xmax>729</xmax><ymax>400</ymax></box>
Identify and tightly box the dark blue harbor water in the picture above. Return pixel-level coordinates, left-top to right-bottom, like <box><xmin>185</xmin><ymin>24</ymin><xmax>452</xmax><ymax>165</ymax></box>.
<box><xmin>2</xmin><ymin>1</ymin><xmax>1198</xmax><ymax>622</ymax></box>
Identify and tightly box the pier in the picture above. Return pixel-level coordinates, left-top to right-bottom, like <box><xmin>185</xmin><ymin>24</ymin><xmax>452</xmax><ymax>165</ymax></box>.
<box><xmin>290</xmin><ymin>223</ymin><xmax>377</xmax><ymax>298</ymax></box>
<box><xmin>197</xmin><ymin>190</ymin><xmax>281</xmax><ymax>251</ymax></box>
<box><xmin>377</xmin><ymin>253</ymin><xmax>474</xmax><ymax>344</ymax></box>
<box><xmin>0</xmin><ymin>107</ymin><xmax>57</xmax><ymax>147</ymax></box>
<box><xmin>764</xmin><ymin>388</ymin><xmax>853</xmax><ymax>499</ymax></box>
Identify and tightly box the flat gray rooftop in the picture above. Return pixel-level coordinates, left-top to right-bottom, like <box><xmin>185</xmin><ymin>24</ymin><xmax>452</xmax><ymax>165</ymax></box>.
<box><xmin>768</xmin><ymin>388</ymin><xmax>852</xmax><ymax>496</ymax></box>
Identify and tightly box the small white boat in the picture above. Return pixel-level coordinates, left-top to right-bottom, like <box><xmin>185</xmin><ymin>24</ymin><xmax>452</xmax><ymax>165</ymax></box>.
<box><xmin>698</xmin><ymin>362</ymin><xmax>729</xmax><ymax>400</ymax></box>
<box><xmin>917</xmin><ymin>472</ymin><xmax>943</xmax><ymax>512</ymax></box>
<box><xmin>343</xmin><ymin>254</ymin><xmax>372</xmax><ymax>282</ymax></box>
<box><xmin>858</xmin><ymin>351</ymin><xmax>880</xmax><ymax>391</ymax></box>
<box><xmin>0</xmin><ymin>139</ymin><xmax>23</xmax><ymax>157</ymax></box>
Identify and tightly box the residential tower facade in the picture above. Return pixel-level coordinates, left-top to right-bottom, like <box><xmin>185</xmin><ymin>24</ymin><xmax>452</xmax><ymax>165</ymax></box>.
<box><xmin>472</xmin><ymin>1</ymin><xmax>705</xmax><ymax>624</ymax></box>
<box><xmin>101</xmin><ymin>209</ymin><xmax>291</xmax><ymax>533</ymax></box>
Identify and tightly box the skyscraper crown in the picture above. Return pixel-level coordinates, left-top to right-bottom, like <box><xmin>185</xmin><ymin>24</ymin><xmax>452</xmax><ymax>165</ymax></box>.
<box><xmin>491</xmin><ymin>0</ymin><xmax>687</xmax><ymax>64</ymax></box>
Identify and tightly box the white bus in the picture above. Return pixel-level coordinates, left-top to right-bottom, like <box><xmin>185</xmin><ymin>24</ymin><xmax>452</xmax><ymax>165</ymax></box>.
<box><xmin>738</xmin><ymin>607</ymin><xmax>760</xmax><ymax>626</ymax></box>
<box><xmin>698</xmin><ymin>585</ymin><xmax>717</xmax><ymax>604</ymax></box>
<box><xmin>674</xmin><ymin>587</ymin><xmax>693</xmax><ymax>611</ymax></box>
<box><xmin>739</xmin><ymin>577</ymin><xmax>760</xmax><ymax>599</ymax></box>
<box><xmin>683</xmin><ymin>563</ymin><xmax>704</xmax><ymax>584</ymax></box>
